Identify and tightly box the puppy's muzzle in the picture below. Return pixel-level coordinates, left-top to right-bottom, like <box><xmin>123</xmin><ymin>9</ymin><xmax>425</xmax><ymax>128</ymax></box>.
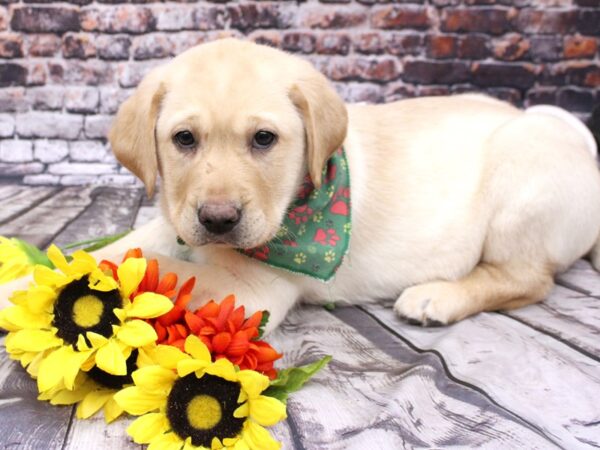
<box><xmin>198</xmin><ymin>202</ymin><xmax>242</xmax><ymax>235</ymax></box>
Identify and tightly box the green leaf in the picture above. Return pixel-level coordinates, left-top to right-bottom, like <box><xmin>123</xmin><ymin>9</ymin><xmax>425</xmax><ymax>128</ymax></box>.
<box><xmin>62</xmin><ymin>230</ymin><xmax>131</xmax><ymax>253</ymax></box>
<box><xmin>257</xmin><ymin>310</ymin><xmax>270</xmax><ymax>339</ymax></box>
<box><xmin>323</xmin><ymin>302</ymin><xmax>336</xmax><ymax>311</ymax></box>
<box><xmin>14</xmin><ymin>239</ymin><xmax>54</xmax><ymax>269</ymax></box>
<box><xmin>263</xmin><ymin>355</ymin><xmax>332</xmax><ymax>404</ymax></box>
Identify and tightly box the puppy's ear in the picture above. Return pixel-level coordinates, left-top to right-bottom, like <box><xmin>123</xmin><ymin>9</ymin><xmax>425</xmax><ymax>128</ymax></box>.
<box><xmin>290</xmin><ymin>71</ymin><xmax>348</xmax><ymax>188</ymax></box>
<box><xmin>108</xmin><ymin>68</ymin><xmax>166</xmax><ymax>197</ymax></box>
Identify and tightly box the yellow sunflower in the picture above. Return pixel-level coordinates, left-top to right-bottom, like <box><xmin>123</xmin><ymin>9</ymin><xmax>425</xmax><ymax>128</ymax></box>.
<box><xmin>114</xmin><ymin>335</ymin><xmax>287</xmax><ymax>450</ymax></box>
<box><xmin>0</xmin><ymin>236</ymin><xmax>38</xmax><ymax>284</ymax></box>
<box><xmin>0</xmin><ymin>245</ymin><xmax>173</xmax><ymax>395</ymax></box>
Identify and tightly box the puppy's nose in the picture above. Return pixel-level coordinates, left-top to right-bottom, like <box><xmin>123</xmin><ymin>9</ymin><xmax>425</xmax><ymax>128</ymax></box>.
<box><xmin>198</xmin><ymin>203</ymin><xmax>241</xmax><ymax>235</ymax></box>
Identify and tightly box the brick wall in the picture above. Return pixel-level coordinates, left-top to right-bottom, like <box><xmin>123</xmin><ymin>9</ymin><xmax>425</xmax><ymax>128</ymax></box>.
<box><xmin>0</xmin><ymin>0</ymin><xmax>598</xmax><ymax>186</ymax></box>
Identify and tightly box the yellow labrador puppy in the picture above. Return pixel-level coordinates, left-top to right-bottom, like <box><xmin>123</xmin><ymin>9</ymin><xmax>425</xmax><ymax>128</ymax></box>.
<box><xmin>5</xmin><ymin>38</ymin><xmax>600</xmax><ymax>331</ymax></box>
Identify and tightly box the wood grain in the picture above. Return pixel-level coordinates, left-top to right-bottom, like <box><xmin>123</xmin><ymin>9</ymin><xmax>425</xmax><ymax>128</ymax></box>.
<box><xmin>0</xmin><ymin>186</ymin><xmax>60</xmax><ymax>226</ymax></box>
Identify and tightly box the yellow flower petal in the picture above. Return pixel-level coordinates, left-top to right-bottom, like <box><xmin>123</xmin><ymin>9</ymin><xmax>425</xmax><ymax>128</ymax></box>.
<box><xmin>147</xmin><ymin>431</ymin><xmax>184</xmax><ymax>450</ymax></box>
<box><xmin>117</xmin><ymin>319</ymin><xmax>158</xmax><ymax>347</ymax></box>
<box><xmin>114</xmin><ymin>386</ymin><xmax>165</xmax><ymax>415</ymax></box>
<box><xmin>233</xmin><ymin>439</ymin><xmax>250</xmax><ymax>450</ymax></box>
<box><xmin>117</xmin><ymin>258</ymin><xmax>146</xmax><ymax>299</ymax></box>
<box><xmin>77</xmin><ymin>389</ymin><xmax>114</xmax><ymax>419</ymax></box>
<box><xmin>47</xmin><ymin>244</ymin><xmax>71</xmax><ymax>275</ymax></box>
<box><xmin>86</xmin><ymin>331</ymin><xmax>109</xmax><ymax>349</ymax></box>
<box><xmin>248</xmin><ymin>395</ymin><xmax>287</xmax><ymax>427</ymax></box>
<box><xmin>95</xmin><ymin>339</ymin><xmax>127</xmax><ymax>376</ymax></box>
<box><xmin>63</xmin><ymin>348</ymin><xmax>93</xmax><ymax>390</ymax></box>
<box><xmin>184</xmin><ymin>335</ymin><xmax>211</xmax><ymax>363</ymax></box>
<box><xmin>127</xmin><ymin>412</ymin><xmax>170</xmax><ymax>444</ymax></box>
<box><xmin>88</xmin><ymin>269</ymin><xmax>119</xmax><ymax>292</ymax></box>
<box><xmin>241</xmin><ymin>421</ymin><xmax>281</xmax><ymax>450</ymax></box>
<box><xmin>47</xmin><ymin>385</ymin><xmax>91</xmax><ymax>405</ymax></box>
<box><xmin>37</xmin><ymin>347</ymin><xmax>71</xmax><ymax>391</ymax></box>
<box><xmin>6</xmin><ymin>328</ymin><xmax>61</xmax><ymax>353</ymax></box>
<box><xmin>26</xmin><ymin>350</ymin><xmax>46</xmax><ymax>377</ymax></box>
<box><xmin>177</xmin><ymin>359</ymin><xmax>210</xmax><ymax>378</ymax></box>
<box><xmin>0</xmin><ymin>305</ymin><xmax>52</xmax><ymax>330</ymax></box>
<box><xmin>26</xmin><ymin>285</ymin><xmax>56</xmax><ymax>314</ymax></box>
<box><xmin>150</xmin><ymin>345</ymin><xmax>190</xmax><ymax>370</ymax></box>
<box><xmin>127</xmin><ymin>292</ymin><xmax>173</xmax><ymax>319</ymax></box>
<box><xmin>132</xmin><ymin>365</ymin><xmax>177</xmax><ymax>393</ymax></box>
<box><xmin>204</xmin><ymin>358</ymin><xmax>238</xmax><ymax>382</ymax></box>
<box><xmin>104</xmin><ymin>397</ymin><xmax>124</xmax><ymax>423</ymax></box>
<box><xmin>237</xmin><ymin>370</ymin><xmax>270</xmax><ymax>400</ymax></box>
<box><xmin>70</xmin><ymin>250</ymin><xmax>98</xmax><ymax>274</ymax></box>
<box><xmin>33</xmin><ymin>265</ymin><xmax>69</xmax><ymax>287</ymax></box>
<box><xmin>233</xmin><ymin>402</ymin><xmax>249</xmax><ymax>419</ymax></box>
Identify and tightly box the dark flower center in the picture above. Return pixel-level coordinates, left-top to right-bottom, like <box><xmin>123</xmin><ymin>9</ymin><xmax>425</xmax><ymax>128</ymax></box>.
<box><xmin>52</xmin><ymin>276</ymin><xmax>122</xmax><ymax>345</ymax></box>
<box><xmin>166</xmin><ymin>374</ymin><xmax>245</xmax><ymax>447</ymax></box>
<box><xmin>87</xmin><ymin>349</ymin><xmax>139</xmax><ymax>389</ymax></box>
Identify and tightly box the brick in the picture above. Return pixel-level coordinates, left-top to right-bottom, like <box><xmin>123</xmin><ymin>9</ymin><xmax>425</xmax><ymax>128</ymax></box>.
<box><xmin>316</xmin><ymin>33</ymin><xmax>351</xmax><ymax>55</ymax></box>
<box><xmin>16</xmin><ymin>112</ymin><xmax>83</xmax><ymax>139</ymax></box>
<box><xmin>34</xmin><ymin>139</ymin><xmax>69</xmax><ymax>163</ymax></box>
<box><xmin>0</xmin><ymin>34</ymin><xmax>23</xmax><ymax>58</ymax></box>
<box><xmin>11</xmin><ymin>6</ymin><xmax>79</xmax><ymax>33</ymax></box>
<box><xmin>170</xmin><ymin>32</ymin><xmax>206</xmax><ymax>55</ymax></box>
<box><xmin>0</xmin><ymin>63</ymin><xmax>27</xmax><ymax>87</ymax></box>
<box><xmin>0</xmin><ymin>88</ymin><xmax>26</xmax><ymax>112</ymax></box>
<box><xmin>493</xmin><ymin>33</ymin><xmax>530</xmax><ymax>61</ymax></box>
<box><xmin>95</xmin><ymin>35</ymin><xmax>130</xmax><ymax>60</ymax></box>
<box><xmin>80</xmin><ymin>6</ymin><xmax>155</xmax><ymax>34</ymax></box>
<box><xmin>418</xmin><ymin>86</ymin><xmax>451</xmax><ymax>96</ymax></box>
<box><xmin>193</xmin><ymin>6</ymin><xmax>228</xmax><ymax>30</ymax></box>
<box><xmin>457</xmin><ymin>34</ymin><xmax>490</xmax><ymax>59</ymax></box>
<box><xmin>48</xmin><ymin>162</ymin><xmax>116</xmax><ymax>175</ymax></box>
<box><xmin>557</xmin><ymin>88</ymin><xmax>594</xmax><ymax>112</ymax></box>
<box><xmin>98</xmin><ymin>174</ymin><xmax>139</xmax><ymax>186</ymax></box>
<box><xmin>559</xmin><ymin>62</ymin><xmax>600</xmax><ymax>88</ymax></box>
<box><xmin>384</xmin><ymin>82</ymin><xmax>417</xmax><ymax>102</ymax></box>
<box><xmin>0</xmin><ymin>139</ymin><xmax>33</xmax><ymax>162</ymax></box>
<box><xmin>426</xmin><ymin>35</ymin><xmax>456</xmax><ymax>59</ymax></box>
<box><xmin>515</xmin><ymin>9</ymin><xmax>577</xmax><ymax>34</ymax></box>
<box><xmin>25</xmin><ymin>86</ymin><xmax>64</xmax><ymax>110</ymax></box>
<box><xmin>564</xmin><ymin>36</ymin><xmax>598</xmax><ymax>59</ymax></box>
<box><xmin>386</xmin><ymin>34</ymin><xmax>422</xmax><ymax>56</ymax></box>
<box><xmin>59</xmin><ymin>175</ymin><xmax>97</xmax><ymax>185</ymax></box>
<box><xmin>575</xmin><ymin>0</ymin><xmax>600</xmax><ymax>5</ymax></box>
<box><xmin>526</xmin><ymin>88</ymin><xmax>558</xmax><ymax>106</ymax></box>
<box><xmin>27</xmin><ymin>34</ymin><xmax>60</xmax><ymax>56</ymax></box>
<box><xmin>301</xmin><ymin>6</ymin><xmax>366</xmax><ymax>29</ymax></box>
<box><xmin>577</xmin><ymin>10</ymin><xmax>600</xmax><ymax>36</ymax></box>
<box><xmin>442</xmin><ymin>8</ymin><xmax>515</xmax><ymax>35</ymax></box>
<box><xmin>471</xmin><ymin>62</ymin><xmax>537</xmax><ymax>88</ymax></box>
<box><xmin>354</xmin><ymin>32</ymin><xmax>385</xmax><ymax>54</ymax></box>
<box><xmin>99</xmin><ymin>86</ymin><xmax>133</xmax><ymax>114</ymax></box>
<box><xmin>49</xmin><ymin>60</ymin><xmax>114</xmax><ymax>86</ymax></box>
<box><xmin>84</xmin><ymin>115</ymin><xmax>113</xmax><ymax>139</ymax></box>
<box><xmin>529</xmin><ymin>36</ymin><xmax>562</xmax><ymax>61</ymax></box>
<box><xmin>23</xmin><ymin>174</ymin><xmax>61</xmax><ymax>185</ymax></box>
<box><xmin>486</xmin><ymin>88</ymin><xmax>522</xmax><ymax>105</ymax></box>
<box><xmin>402</xmin><ymin>60</ymin><xmax>470</xmax><ymax>84</ymax></box>
<box><xmin>62</xmin><ymin>33</ymin><xmax>95</xmax><ymax>59</ymax></box>
<box><xmin>372</xmin><ymin>5</ymin><xmax>430</xmax><ymax>30</ymax></box>
<box><xmin>117</xmin><ymin>60</ymin><xmax>161</xmax><ymax>88</ymax></box>
<box><xmin>324</xmin><ymin>57</ymin><xmax>399</xmax><ymax>82</ymax></box>
<box><xmin>65</xmin><ymin>87</ymin><xmax>99</xmax><ymax>113</ymax></box>
<box><xmin>0</xmin><ymin>113</ymin><xmax>14</xmax><ymax>137</ymax></box>
<box><xmin>0</xmin><ymin>162</ymin><xmax>44</xmax><ymax>176</ymax></box>
<box><xmin>0</xmin><ymin>7</ymin><xmax>7</xmax><ymax>31</ymax></box>
<box><xmin>152</xmin><ymin>4</ymin><xmax>196</xmax><ymax>31</ymax></box>
<box><xmin>247</xmin><ymin>30</ymin><xmax>281</xmax><ymax>48</ymax></box>
<box><xmin>229</xmin><ymin>4</ymin><xmax>293</xmax><ymax>30</ymax></box>
<box><xmin>26</xmin><ymin>62</ymin><xmax>46</xmax><ymax>86</ymax></box>
<box><xmin>282</xmin><ymin>32</ymin><xmax>316</xmax><ymax>54</ymax></box>
<box><xmin>335</xmin><ymin>82</ymin><xmax>384</xmax><ymax>103</ymax></box>
<box><xmin>70</xmin><ymin>140</ymin><xmax>107</xmax><ymax>161</ymax></box>
<box><xmin>133</xmin><ymin>34</ymin><xmax>174</xmax><ymax>60</ymax></box>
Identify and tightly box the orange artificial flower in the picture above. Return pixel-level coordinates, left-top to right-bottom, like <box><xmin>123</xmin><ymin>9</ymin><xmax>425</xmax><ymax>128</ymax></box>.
<box><xmin>151</xmin><ymin>294</ymin><xmax>282</xmax><ymax>379</ymax></box>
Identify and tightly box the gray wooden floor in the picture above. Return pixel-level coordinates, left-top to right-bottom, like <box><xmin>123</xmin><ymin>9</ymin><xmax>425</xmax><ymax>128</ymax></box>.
<box><xmin>1</xmin><ymin>184</ymin><xmax>599</xmax><ymax>449</ymax></box>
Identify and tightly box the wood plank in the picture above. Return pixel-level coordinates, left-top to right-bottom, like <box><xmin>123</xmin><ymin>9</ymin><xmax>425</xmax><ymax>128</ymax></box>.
<box><xmin>267</xmin><ymin>306</ymin><xmax>556</xmax><ymax>449</ymax></box>
<box><xmin>504</xmin><ymin>285</ymin><xmax>600</xmax><ymax>360</ymax></box>
<box><xmin>361</xmin><ymin>303</ymin><xmax>600</xmax><ymax>449</ymax></box>
<box><xmin>0</xmin><ymin>186</ymin><xmax>61</xmax><ymax>225</ymax></box>
<box><xmin>52</xmin><ymin>187</ymin><xmax>143</xmax><ymax>249</ymax></box>
<box><xmin>0</xmin><ymin>187</ymin><xmax>94</xmax><ymax>248</ymax></box>
<box><xmin>0</xmin><ymin>337</ymin><xmax>73</xmax><ymax>450</ymax></box>
<box><xmin>557</xmin><ymin>259</ymin><xmax>600</xmax><ymax>296</ymax></box>
<box><xmin>62</xmin><ymin>412</ymin><xmax>141</xmax><ymax>450</ymax></box>
<box><xmin>132</xmin><ymin>205</ymin><xmax>159</xmax><ymax>229</ymax></box>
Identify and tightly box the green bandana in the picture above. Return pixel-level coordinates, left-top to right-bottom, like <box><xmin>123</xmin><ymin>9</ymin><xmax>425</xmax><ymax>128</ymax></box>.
<box><xmin>239</xmin><ymin>148</ymin><xmax>351</xmax><ymax>281</ymax></box>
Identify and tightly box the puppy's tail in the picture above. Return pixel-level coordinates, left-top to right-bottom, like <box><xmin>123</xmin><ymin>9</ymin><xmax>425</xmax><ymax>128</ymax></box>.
<box><xmin>587</xmin><ymin>104</ymin><xmax>600</xmax><ymax>155</ymax></box>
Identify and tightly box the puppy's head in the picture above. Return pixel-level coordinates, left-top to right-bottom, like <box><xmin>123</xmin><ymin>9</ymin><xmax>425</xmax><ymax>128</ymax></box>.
<box><xmin>109</xmin><ymin>39</ymin><xmax>347</xmax><ymax>249</ymax></box>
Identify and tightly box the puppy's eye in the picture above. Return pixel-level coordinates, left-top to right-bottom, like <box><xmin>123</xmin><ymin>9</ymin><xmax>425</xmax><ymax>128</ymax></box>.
<box><xmin>173</xmin><ymin>130</ymin><xmax>196</xmax><ymax>150</ymax></box>
<box><xmin>252</xmin><ymin>130</ymin><xmax>277</xmax><ymax>150</ymax></box>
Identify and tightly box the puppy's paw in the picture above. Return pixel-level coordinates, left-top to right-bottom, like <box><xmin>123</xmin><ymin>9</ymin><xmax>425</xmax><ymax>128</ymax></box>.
<box><xmin>394</xmin><ymin>281</ymin><xmax>470</xmax><ymax>327</ymax></box>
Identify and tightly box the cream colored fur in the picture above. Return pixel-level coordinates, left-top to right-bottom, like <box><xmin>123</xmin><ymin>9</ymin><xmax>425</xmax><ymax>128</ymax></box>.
<box><xmin>3</xmin><ymin>39</ymin><xmax>600</xmax><ymax>332</ymax></box>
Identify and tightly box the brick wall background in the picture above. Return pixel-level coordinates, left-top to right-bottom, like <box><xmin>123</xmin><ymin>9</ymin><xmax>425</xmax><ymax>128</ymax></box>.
<box><xmin>0</xmin><ymin>0</ymin><xmax>598</xmax><ymax>186</ymax></box>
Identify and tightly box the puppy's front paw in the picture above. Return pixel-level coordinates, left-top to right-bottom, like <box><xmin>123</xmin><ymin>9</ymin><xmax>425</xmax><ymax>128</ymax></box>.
<box><xmin>394</xmin><ymin>281</ymin><xmax>470</xmax><ymax>327</ymax></box>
